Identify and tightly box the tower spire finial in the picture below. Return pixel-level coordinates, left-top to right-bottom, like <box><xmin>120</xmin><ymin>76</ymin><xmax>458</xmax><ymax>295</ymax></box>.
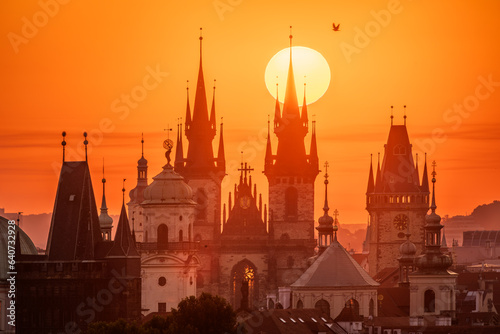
<box><xmin>323</xmin><ymin>161</ymin><xmax>330</xmax><ymax>213</ymax></box>
<box><xmin>289</xmin><ymin>25</ymin><xmax>293</xmax><ymax>50</ymax></box>
<box><xmin>199</xmin><ymin>27</ymin><xmax>203</xmax><ymax>58</ymax></box>
<box><xmin>404</xmin><ymin>105</ymin><xmax>407</xmax><ymax>125</ymax></box>
<box><xmin>390</xmin><ymin>105</ymin><xmax>394</xmax><ymax>126</ymax></box>
<box><xmin>141</xmin><ymin>132</ymin><xmax>144</xmax><ymax>157</ymax></box>
<box><xmin>83</xmin><ymin>132</ymin><xmax>88</xmax><ymax>161</ymax></box>
<box><xmin>431</xmin><ymin>160</ymin><xmax>437</xmax><ymax>211</ymax></box>
<box><xmin>61</xmin><ymin>131</ymin><xmax>66</xmax><ymax>162</ymax></box>
<box><xmin>122</xmin><ymin>178</ymin><xmax>126</xmax><ymax>203</ymax></box>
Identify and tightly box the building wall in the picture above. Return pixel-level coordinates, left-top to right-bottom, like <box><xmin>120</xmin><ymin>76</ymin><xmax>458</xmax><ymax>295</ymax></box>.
<box><xmin>291</xmin><ymin>287</ymin><xmax>378</xmax><ymax>320</ymax></box>
<box><xmin>409</xmin><ymin>274</ymin><xmax>457</xmax><ymax>317</ymax></box>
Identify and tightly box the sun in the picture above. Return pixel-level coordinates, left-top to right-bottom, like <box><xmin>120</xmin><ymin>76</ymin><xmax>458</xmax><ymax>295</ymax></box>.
<box><xmin>265</xmin><ymin>46</ymin><xmax>331</xmax><ymax>106</ymax></box>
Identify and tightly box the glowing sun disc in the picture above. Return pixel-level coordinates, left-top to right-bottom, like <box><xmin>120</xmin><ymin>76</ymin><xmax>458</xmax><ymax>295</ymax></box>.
<box><xmin>265</xmin><ymin>46</ymin><xmax>331</xmax><ymax>106</ymax></box>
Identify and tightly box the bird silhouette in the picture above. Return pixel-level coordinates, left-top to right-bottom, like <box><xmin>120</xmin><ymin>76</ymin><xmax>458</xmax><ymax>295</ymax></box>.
<box><xmin>332</xmin><ymin>23</ymin><xmax>340</xmax><ymax>31</ymax></box>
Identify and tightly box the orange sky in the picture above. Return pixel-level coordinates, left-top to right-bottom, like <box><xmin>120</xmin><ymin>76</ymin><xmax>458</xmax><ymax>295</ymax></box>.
<box><xmin>1</xmin><ymin>1</ymin><xmax>500</xmax><ymax>230</ymax></box>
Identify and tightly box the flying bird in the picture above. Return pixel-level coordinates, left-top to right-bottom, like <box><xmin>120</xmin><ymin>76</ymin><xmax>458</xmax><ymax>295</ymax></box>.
<box><xmin>332</xmin><ymin>23</ymin><xmax>341</xmax><ymax>31</ymax></box>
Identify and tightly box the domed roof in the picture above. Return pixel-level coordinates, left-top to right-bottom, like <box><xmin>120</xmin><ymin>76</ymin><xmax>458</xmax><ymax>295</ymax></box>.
<box><xmin>0</xmin><ymin>216</ymin><xmax>38</xmax><ymax>280</ymax></box>
<box><xmin>399</xmin><ymin>238</ymin><xmax>417</xmax><ymax>258</ymax></box>
<box><xmin>142</xmin><ymin>164</ymin><xmax>196</xmax><ymax>205</ymax></box>
<box><xmin>138</xmin><ymin>155</ymin><xmax>148</xmax><ymax>166</ymax></box>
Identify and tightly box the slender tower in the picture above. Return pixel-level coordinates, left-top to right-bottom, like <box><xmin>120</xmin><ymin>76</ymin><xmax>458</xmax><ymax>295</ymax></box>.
<box><xmin>174</xmin><ymin>29</ymin><xmax>226</xmax><ymax>294</ymax></box>
<box><xmin>264</xmin><ymin>29</ymin><xmax>319</xmax><ymax>286</ymax></box>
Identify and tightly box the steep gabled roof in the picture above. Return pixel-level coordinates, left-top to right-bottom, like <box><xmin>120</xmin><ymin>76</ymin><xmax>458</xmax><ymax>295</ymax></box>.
<box><xmin>107</xmin><ymin>203</ymin><xmax>139</xmax><ymax>258</ymax></box>
<box><xmin>46</xmin><ymin>161</ymin><xmax>102</xmax><ymax>261</ymax></box>
<box><xmin>291</xmin><ymin>239</ymin><xmax>379</xmax><ymax>288</ymax></box>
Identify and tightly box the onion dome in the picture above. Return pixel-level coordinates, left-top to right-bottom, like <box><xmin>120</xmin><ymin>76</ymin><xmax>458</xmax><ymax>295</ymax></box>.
<box><xmin>399</xmin><ymin>234</ymin><xmax>417</xmax><ymax>259</ymax></box>
<box><xmin>142</xmin><ymin>164</ymin><xmax>196</xmax><ymax>205</ymax></box>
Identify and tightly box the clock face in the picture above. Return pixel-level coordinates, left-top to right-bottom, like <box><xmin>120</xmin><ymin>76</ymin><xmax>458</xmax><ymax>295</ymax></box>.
<box><xmin>393</xmin><ymin>214</ymin><xmax>408</xmax><ymax>231</ymax></box>
<box><xmin>239</xmin><ymin>196</ymin><xmax>251</xmax><ymax>209</ymax></box>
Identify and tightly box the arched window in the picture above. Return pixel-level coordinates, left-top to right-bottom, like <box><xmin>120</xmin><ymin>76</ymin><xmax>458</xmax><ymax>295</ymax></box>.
<box><xmin>424</xmin><ymin>289</ymin><xmax>435</xmax><ymax>313</ymax></box>
<box><xmin>195</xmin><ymin>188</ymin><xmax>207</xmax><ymax>220</ymax></box>
<box><xmin>157</xmin><ymin>224</ymin><xmax>168</xmax><ymax>249</ymax></box>
<box><xmin>285</xmin><ymin>187</ymin><xmax>298</xmax><ymax>218</ymax></box>
<box><xmin>315</xmin><ymin>299</ymin><xmax>330</xmax><ymax>316</ymax></box>
<box><xmin>179</xmin><ymin>229</ymin><xmax>183</xmax><ymax>242</ymax></box>
<box><xmin>345</xmin><ymin>298</ymin><xmax>360</xmax><ymax>317</ymax></box>
<box><xmin>231</xmin><ymin>260</ymin><xmax>257</xmax><ymax>310</ymax></box>
<box><xmin>297</xmin><ymin>299</ymin><xmax>304</xmax><ymax>309</ymax></box>
<box><xmin>393</xmin><ymin>145</ymin><xmax>406</xmax><ymax>155</ymax></box>
<box><xmin>369</xmin><ymin>298</ymin><xmax>375</xmax><ymax>317</ymax></box>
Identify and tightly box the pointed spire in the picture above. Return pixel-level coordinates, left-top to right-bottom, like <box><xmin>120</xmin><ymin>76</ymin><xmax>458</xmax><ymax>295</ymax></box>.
<box><xmin>282</xmin><ymin>26</ymin><xmax>300</xmax><ymax>121</ymax></box>
<box><xmin>185</xmin><ymin>80</ymin><xmax>192</xmax><ymax>130</ymax></box>
<box><xmin>301</xmin><ymin>82</ymin><xmax>308</xmax><ymax>126</ymax></box>
<box><xmin>192</xmin><ymin>27</ymin><xmax>209</xmax><ymax>124</ymax></box>
<box><xmin>317</xmin><ymin>161</ymin><xmax>334</xmax><ymax>251</ymax></box>
<box><xmin>441</xmin><ymin>227</ymin><xmax>448</xmax><ymax>248</ymax></box>
<box><xmin>309</xmin><ymin>118</ymin><xmax>318</xmax><ymax>168</ymax></box>
<box><xmin>217</xmin><ymin>118</ymin><xmax>225</xmax><ymax>170</ymax></box>
<box><xmin>99</xmin><ymin>161</ymin><xmax>113</xmax><ymax>240</ymax></box>
<box><xmin>61</xmin><ymin>131</ymin><xmax>66</xmax><ymax>162</ymax></box>
<box><xmin>415</xmin><ymin>153</ymin><xmax>420</xmax><ymax>185</ymax></box>
<box><xmin>175</xmin><ymin>119</ymin><xmax>184</xmax><ymax>169</ymax></box>
<box><xmin>141</xmin><ymin>133</ymin><xmax>144</xmax><ymax>157</ymax></box>
<box><xmin>323</xmin><ymin>161</ymin><xmax>330</xmax><ymax>213</ymax></box>
<box><xmin>274</xmin><ymin>82</ymin><xmax>281</xmax><ymax>127</ymax></box>
<box><xmin>430</xmin><ymin>160</ymin><xmax>437</xmax><ymax>212</ymax></box>
<box><xmin>210</xmin><ymin>80</ymin><xmax>217</xmax><ymax>130</ymax></box>
<box><xmin>107</xmin><ymin>201</ymin><xmax>139</xmax><ymax>258</ymax></box>
<box><xmin>421</xmin><ymin>153</ymin><xmax>430</xmax><ymax>193</ymax></box>
<box><xmin>374</xmin><ymin>152</ymin><xmax>382</xmax><ymax>192</ymax></box>
<box><xmin>265</xmin><ymin>115</ymin><xmax>273</xmax><ymax>167</ymax></box>
<box><xmin>366</xmin><ymin>154</ymin><xmax>375</xmax><ymax>193</ymax></box>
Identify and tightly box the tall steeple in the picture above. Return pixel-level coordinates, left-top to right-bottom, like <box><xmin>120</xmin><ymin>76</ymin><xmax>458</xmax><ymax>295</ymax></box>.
<box><xmin>366</xmin><ymin>154</ymin><xmax>375</xmax><ymax>194</ymax></box>
<box><xmin>175</xmin><ymin>120</ymin><xmax>184</xmax><ymax>170</ymax></box>
<box><xmin>177</xmin><ymin>28</ymin><xmax>224</xmax><ymax>177</ymax></box>
<box><xmin>414</xmin><ymin>161</ymin><xmax>452</xmax><ymax>274</ymax></box>
<box><xmin>99</xmin><ymin>162</ymin><xmax>113</xmax><ymax>241</ymax></box>
<box><xmin>185</xmin><ymin>81</ymin><xmax>192</xmax><ymax>131</ymax></box>
<box><xmin>265</xmin><ymin>116</ymin><xmax>273</xmax><ymax>168</ymax></box>
<box><xmin>264</xmin><ymin>28</ymin><xmax>316</xmax><ymax>176</ymax></box>
<box><xmin>309</xmin><ymin>119</ymin><xmax>318</xmax><ymax>170</ymax></box>
<box><xmin>301</xmin><ymin>83</ymin><xmax>308</xmax><ymax>127</ymax></box>
<box><xmin>316</xmin><ymin>162</ymin><xmax>334</xmax><ymax>254</ymax></box>
<box><xmin>421</xmin><ymin>153</ymin><xmax>430</xmax><ymax>193</ymax></box>
<box><xmin>217</xmin><ymin>120</ymin><xmax>225</xmax><ymax>170</ymax></box>
<box><xmin>274</xmin><ymin>83</ymin><xmax>281</xmax><ymax>128</ymax></box>
<box><xmin>128</xmin><ymin>134</ymin><xmax>148</xmax><ymax>205</ymax></box>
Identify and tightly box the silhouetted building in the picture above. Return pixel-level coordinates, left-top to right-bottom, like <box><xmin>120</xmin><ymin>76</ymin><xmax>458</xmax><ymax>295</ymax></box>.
<box><xmin>16</xmin><ymin>135</ymin><xmax>141</xmax><ymax>333</ymax></box>
<box><xmin>365</xmin><ymin>112</ymin><xmax>430</xmax><ymax>276</ymax></box>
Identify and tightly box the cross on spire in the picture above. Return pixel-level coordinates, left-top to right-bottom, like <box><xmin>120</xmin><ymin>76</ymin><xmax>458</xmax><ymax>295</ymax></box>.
<box><xmin>122</xmin><ymin>178</ymin><xmax>126</xmax><ymax>203</ymax></box>
<box><xmin>238</xmin><ymin>162</ymin><xmax>254</xmax><ymax>181</ymax></box>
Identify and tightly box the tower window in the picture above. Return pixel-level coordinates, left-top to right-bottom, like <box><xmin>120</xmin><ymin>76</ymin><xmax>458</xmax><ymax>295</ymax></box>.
<box><xmin>315</xmin><ymin>299</ymin><xmax>330</xmax><ymax>316</ymax></box>
<box><xmin>424</xmin><ymin>289</ymin><xmax>435</xmax><ymax>313</ymax></box>
<box><xmin>158</xmin><ymin>224</ymin><xmax>168</xmax><ymax>249</ymax></box>
<box><xmin>179</xmin><ymin>229</ymin><xmax>183</xmax><ymax>242</ymax></box>
<box><xmin>393</xmin><ymin>145</ymin><xmax>406</xmax><ymax>155</ymax></box>
<box><xmin>285</xmin><ymin>187</ymin><xmax>298</xmax><ymax>217</ymax></box>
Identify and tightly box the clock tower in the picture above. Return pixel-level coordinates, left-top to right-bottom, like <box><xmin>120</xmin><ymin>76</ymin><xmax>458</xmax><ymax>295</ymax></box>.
<box><xmin>366</xmin><ymin>110</ymin><xmax>430</xmax><ymax>276</ymax></box>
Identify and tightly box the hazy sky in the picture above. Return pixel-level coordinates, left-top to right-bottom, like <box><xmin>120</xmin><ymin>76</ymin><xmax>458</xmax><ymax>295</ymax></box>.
<box><xmin>1</xmin><ymin>1</ymin><xmax>499</xmax><ymax>228</ymax></box>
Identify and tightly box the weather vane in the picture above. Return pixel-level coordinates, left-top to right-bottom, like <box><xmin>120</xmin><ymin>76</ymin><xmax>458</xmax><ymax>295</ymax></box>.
<box><xmin>163</xmin><ymin>126</ymin><xmax>174</xmax><ymax>166</ymax></box>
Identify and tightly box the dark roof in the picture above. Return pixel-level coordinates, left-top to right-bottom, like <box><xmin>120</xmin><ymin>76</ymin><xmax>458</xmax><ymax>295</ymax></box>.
<box><xmin>376</xmin><ymin>125</ymin><xmax>424</xmax><ymax>193</ymax></box>
<box><xmin>292</xmin><ymin>239</ymin><xmax>379</xmax><ymax>288</ymax></box>
<box><xmin>107</xmin><ymin>203</ymin><xmax>139</xmax><ymax>258</ymax></box>
<box><xmin>239</xmin><ymin>309</ymin><xmax>340</xmax><ymax>334</ymax></box>
<box><xmin>372</xmin><ymin>267</ymin><xmax>400</xmax><ymax>288</ymax></box>
<box><xmin>46</xmin><ymin>161</ymin><xmax>102</xmax><ymax>261</ymax></box>
<box><xmin>377</xmin><ymin>287</ymin><xmax>410</xmax><ymax>317</ymax></box>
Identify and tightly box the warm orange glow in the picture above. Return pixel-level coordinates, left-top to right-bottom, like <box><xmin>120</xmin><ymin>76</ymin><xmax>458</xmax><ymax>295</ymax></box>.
<box><xmin>1</xmin><ymin>1</ymin><xmax>499</xmax><ymax>251</ymax></box>
<box><xmin>265</xmin><ymin>46</ymin><xmax>331</xmax><ymax>105</ymax></box>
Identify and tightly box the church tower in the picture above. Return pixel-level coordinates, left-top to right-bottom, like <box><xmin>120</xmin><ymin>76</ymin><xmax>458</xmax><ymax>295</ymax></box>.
<box><xmin>128</xmin><ymin>134</ymin><xmax>148</xmax><ymax>242</ymax></box>
<box><xmin>366</xmin><ymin>109</ymin><xmax>430</xmax><ymax>276</ymax></box>
<box><xmin>409</xmin><ymin>162</ymin><xmax>457</xmax><ymax>322</ymax></box>
<box><xmin>99</xmin><ymin>164</ymin><xmax>113</xmax><ymax>241</ymax></box>
<box><xmin>264</xmin><ymin>31</ymin><xmax>319</xmax><ymax>287</ymax></box>
<box><xmin>174</xmin><ymin>29</ymin><xmax>225</xmax><ymax>294</ymax></box>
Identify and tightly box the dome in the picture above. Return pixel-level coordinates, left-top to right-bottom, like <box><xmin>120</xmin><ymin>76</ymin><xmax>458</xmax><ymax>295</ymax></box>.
<box><xmin>399</xmin><ymin>238</ymin><xmax>417</xmax><ymax>258</ymax></box>
<box><xmin>99</xmin><ymin>211</ymin><xmax>113</xmax><ymax>228</ymax></box>
<box><xmin>138</xmin><ymin>155</ymin><xmax>148</xmax><ymax>166</ymax></box>
<box><xmin>0</xmin><ymin>216</ymin><xmax>38</xmax><ymax>280</ymax></box>
<box><xmin>318</xmin><ymin>213</ymin><xmax>334</xmax><ymax>226</ymax></box>
<box><xmin>142</xmin><ymin>164</ymin><xmax>196</xmax><ymax>205</ymax></box>
<box><xmin>425</xmin><ymin>211</ymin><xmax>441</xmax><ymax>225</ymax></box>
